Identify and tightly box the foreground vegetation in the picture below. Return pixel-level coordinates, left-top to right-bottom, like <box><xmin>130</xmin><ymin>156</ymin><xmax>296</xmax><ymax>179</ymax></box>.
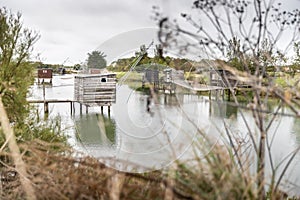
<box><xmin>1</xmin><ymin>140</ymin><xmax>289</xmax><ymax>200</ymax></box>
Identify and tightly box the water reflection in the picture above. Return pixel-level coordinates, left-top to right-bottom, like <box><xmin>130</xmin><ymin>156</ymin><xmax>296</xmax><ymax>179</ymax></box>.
<box><xmin>209</xmin><ymin>100</ymin><xmax>238</xmax><ymax>119</ymax></box>
<box><xmin>75</xmin><ymin>114</ymin><xmax>116</xmax><ymax>145</ymax></box>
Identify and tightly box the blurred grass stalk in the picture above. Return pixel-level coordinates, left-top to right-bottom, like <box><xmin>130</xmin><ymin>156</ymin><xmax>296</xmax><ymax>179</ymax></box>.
<box><xmin>0</xmin><ymin>96</ymin><xmax>36</xmax><ymax>200</ymax></box>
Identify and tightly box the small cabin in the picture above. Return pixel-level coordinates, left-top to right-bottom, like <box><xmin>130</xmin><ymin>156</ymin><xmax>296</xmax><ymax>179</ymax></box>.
<box><xmin>163</xmin><ymin>68</ymin><xmax>172</xmax><ymax>83</ymax></box>
<box><xmin>37</xmin><ymin>68</ymin><xmax>53</xmax><ymax>84</ymax></box>
<box><xmin>142</xmin><ymin>69</ymin><xmax>160</xmax><ymax>90</ymax></box>
<box><xmin>163</xmin><ymin>68</ymin><xmax>184</xmax><ymax>82</ymax></box>
<box><xmin>162</xmin><ymin>68</ymin><xmax>176</xmax><ymax>94</ymax></box>
<box><xmin>143</xmin><ymin>69</ymin><xmax>159</xmax><ymax>84</ymax></box>
<box><xmin>210</xmin><ymin>69</ymin><xmax>238</xmax><ymax>88</ymax></box>
<box><xmin>74</xmin><ymin>73</ymin><xmax>116</xmax><ymax>106</ymax></box>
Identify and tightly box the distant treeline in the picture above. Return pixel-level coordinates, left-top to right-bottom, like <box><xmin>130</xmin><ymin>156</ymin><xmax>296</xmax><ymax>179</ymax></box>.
<box><xmin>29</xmin><ymin>61</ymin><xmax>75</xmax><ymax>73</ymax></box>
<box><xmin>107</xmin><ymin>56</ymin><xmax>299</xmax><ymax>75</ymax></box>
<box><xmin>29</xmin><ymin>57</ymin><xmax>299</xmax><ymax>75</ymax></box>
<box><xmin>107</xmin><ymin>55</ymin><xmax>195</xmax><ymax>72</ymax></box>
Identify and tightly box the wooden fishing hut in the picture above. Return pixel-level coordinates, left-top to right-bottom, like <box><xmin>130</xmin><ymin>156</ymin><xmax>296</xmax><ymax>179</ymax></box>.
<box><xmin>162</xmin><ymin>68</ymin><xmax>176</xmax><ymax>94</ymax></box>
<box><xmin>209</xmin><ymin>69</ymin><xmax>251</xmax><ymax>100</ymax></box>
<box><xmin>74</xmin><ymin>73</ymin><xmax>116</xmax><ymax>114</ymax></box>
<box><xmin>142</xmin><ymin>69</ymin><xmax>159</xmax><ymax>90</ymax></box>
<box><xmin>37</xmin><ymin>68</ymin><xmax>53</xmax><ymax>84</ymax></box>
<box><xmin>210</xmin><ymin>69</ymin><xmax>238</xmax><ymax>88</ymax></box>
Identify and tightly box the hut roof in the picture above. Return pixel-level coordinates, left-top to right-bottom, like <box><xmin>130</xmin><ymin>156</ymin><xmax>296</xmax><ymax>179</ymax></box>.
<box><xmin>75</xmin><ymin>73</ymin><xmax>116</xmax><ymax>78</ymax></box>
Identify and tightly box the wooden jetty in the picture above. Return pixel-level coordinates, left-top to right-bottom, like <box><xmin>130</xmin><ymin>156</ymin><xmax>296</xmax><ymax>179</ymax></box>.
<box><xmin>173</xmin><ymin>79</ymin><xmax>223</xmax><ymax>92</ymax></box>
<box><xmin>159</xmin><ymin>67</ymin><xmax>251</xmax><ymax>99</ymax></box>
<box><xmin>27</xmin><ymin>99</ymin><xmax>75</xmax><ymax>115</ymax></box>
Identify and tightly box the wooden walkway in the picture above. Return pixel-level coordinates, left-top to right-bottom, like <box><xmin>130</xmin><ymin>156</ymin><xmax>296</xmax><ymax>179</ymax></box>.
<box><xmin>27</xmin><ymin>99</ymin><xmax>111</xmax><ymax>115</ymax></box>
<box><xmin>28</xmin><ymin>99</ymin><xmax>75</xmax><ymax>114</ymax></box>
<box><xmin>173</xmin><ymin>79</ymin><xmax>224</xmax><ymax>92</ymax></box>
<box><xmin>27</xmin><ymin>99</ymin><xmax>74</xmax><ymax>104</ymax></box>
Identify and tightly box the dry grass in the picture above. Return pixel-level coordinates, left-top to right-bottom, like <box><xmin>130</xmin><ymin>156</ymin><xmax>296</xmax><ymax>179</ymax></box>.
<box><xmin>1</xmin><ymin>140</ymin><xmax>166</xmax><ymax>200</ymax></box>
<box><xmin>0</xmin><ymin>140</ymin><xmax>296</xmax><ymax>199</ymax></box>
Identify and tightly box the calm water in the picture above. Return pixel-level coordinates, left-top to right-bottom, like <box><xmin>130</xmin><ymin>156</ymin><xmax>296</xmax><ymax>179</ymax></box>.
<box><xmin>28</xmin><ymin>74</ymin><xmax>300</xmax><ymax>195</ymax></box>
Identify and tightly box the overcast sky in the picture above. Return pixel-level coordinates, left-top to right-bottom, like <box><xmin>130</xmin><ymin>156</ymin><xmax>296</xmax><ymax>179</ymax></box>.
<box><xmin>0</xmin><ymin>0</ymin><xmax>194</xmax><ymax>65</ymax></box>
<box><xmin>1</xmin><ymin>0</ymin><xmax>299</xmax><ymax>65</ymax></box>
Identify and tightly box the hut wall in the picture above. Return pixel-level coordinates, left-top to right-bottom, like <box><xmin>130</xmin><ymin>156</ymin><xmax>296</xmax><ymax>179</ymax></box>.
<box><xmin>210</xmin><ymin>69</ymin><xmax>238</xmax><ymax>87</ymax></box>
<box><xmin>74</xmin><ymin>74</ymin><xmax>116</xmax><ymax>106</ymax></box>
<box><xmin>144</xmin><ymin>69</ymin><xmax>159</xmax><ymax>84</ymax></box>
<box><xmin>38</xmin><ymin>69</ymin><xmax>53</xmax><ymax>79</ymax></box>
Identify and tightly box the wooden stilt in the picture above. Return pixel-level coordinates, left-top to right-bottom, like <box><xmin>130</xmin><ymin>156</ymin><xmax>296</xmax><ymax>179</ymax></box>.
<box><xmin>44</xmin><ymin>102</ymin><xmax>49</xmax><ymax>114</ymax></box>
<box><xmin>73</xmin><ymin>102</ymin><xmax>75</xmax><ymax>114</ymax></box>
<box><xmin>70</xmin><ymin>102</ymin><xmax>73</xmax><ymax>115</ymax></box>
<box><xmin>222</xmin><ymin>89</ymin><xmax>225</xmax><ymax>100</ymax></box>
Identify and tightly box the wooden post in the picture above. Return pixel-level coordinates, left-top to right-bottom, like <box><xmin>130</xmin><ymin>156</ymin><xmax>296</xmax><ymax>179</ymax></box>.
<box><xmin>101</xmin><ymin>106</ymin><xmax>103</xmax><ymax>114</ymax></box>
<box><xmin>108</xmin><ymin>106</ymin><xmax>111</xmax><ymax>116</ymax></box>
<box><xmin>209</xmin><ymin>99</ymin><xmax>212</xmax><ymax>117</ymax></box>
<box><xmin>222</xmin><ymin>89</ymin><xmax>225</xmax><ymax>100</ymax></box>
<box><xmin>43</xmin><ymin>83</ymin><xmax>48</xmax><ymax>114</ymax></box>
<box><xmin>70</xmin><ymin>102</ymin><xmax>73</xmax><ymax>115</ymax></box>
<box><xmin>73</xmin><ymin>102</ymin><xmax>75</xmax><ymax>115</ymax></box>
<box><xmin>86</xmin><ymin>105</ymin><xmax>88</xmax><ymax>114</ymax></box>
<box><xmin>43</xmin><ymin>82</ymin><xmax>45</xmax><ymax>100</ymax></box>
<box><xmin>80</xmin><ymin>103</ymin><xmax>82</xmax><ymax>114</ymax></box>
<box><xmin>44</xmin><ymin>102</ymin><xmax>49</xmax><ymax>114</ymax></box>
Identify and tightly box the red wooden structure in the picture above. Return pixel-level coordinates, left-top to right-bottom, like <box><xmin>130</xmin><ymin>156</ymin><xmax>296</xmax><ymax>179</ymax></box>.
<box><xmin>38</xmin><ymin>69</ymin><xmax>53</xmax><ymax>84</ymax></box>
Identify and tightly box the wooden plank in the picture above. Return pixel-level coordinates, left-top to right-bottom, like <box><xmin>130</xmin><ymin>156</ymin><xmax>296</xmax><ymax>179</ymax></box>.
<box><xmin>28</xmin><ymin>99</ymin><xmax>74</xmax><ymax>103</ymax></box>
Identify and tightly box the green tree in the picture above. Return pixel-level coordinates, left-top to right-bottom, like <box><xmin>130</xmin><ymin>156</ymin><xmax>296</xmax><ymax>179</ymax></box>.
<box><xmin>0</xmin><ymin>7</ymin><xmax>39</xmax><ymax>122</ymax></box>
<box><xmin>87</xmin><ymin>51</ymin><xmax>107</xmax><ymax>69</ymax></box>
<box><xmin>73</xmin><ymin>63</ymin><xmax>81</xmax><ymax>70</ymax></box>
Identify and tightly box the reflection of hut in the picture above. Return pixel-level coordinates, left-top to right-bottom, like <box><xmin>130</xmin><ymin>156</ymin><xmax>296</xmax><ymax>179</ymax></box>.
<box><xmin>74</xmin><ymin>73</ymin><xmax>116</xmax><ymax>107</ymax></box>
<box><xmin>75</xmin><ymin>114</ymin><xmax>116</xmax><ymax>145</ymax></box>
<box><xmin>209</xmin><ymin>100</ymin><xmax>237</xmax><ymax>118</ymax></box>
<box><xmin>163</xmin><ymin>94</ymin><xmax>181</xmax><ymax>106</ymax></box>
<box><xmin>37</xmin><ymin>68</ymin><xmax>53</xmax><ymax>84</ymax></box>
